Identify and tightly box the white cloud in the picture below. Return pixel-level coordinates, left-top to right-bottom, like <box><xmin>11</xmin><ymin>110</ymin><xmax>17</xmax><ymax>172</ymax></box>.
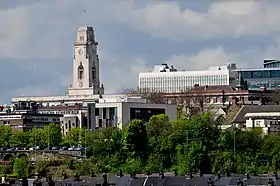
<box><xmin>108</xmin><ymin>0</ymin><xmax>280</xmax><ymax>40</ymax></box>
<box><xmin>2</xmin><ymin>0</ymin><xmax>280</xmax><ymax>103</ymax></box>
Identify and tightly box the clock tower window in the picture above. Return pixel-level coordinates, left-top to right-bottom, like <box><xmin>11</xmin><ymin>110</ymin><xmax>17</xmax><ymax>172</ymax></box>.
<box><xmin>78</xmin><ymin>62</ymin><xmax>84</xmax><ymax>80</ymax></box>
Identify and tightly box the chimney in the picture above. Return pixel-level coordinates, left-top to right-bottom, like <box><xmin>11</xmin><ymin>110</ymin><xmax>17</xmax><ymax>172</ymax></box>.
<box><xmin>187</xmin><ymin>173</ymin><xmax>193</xmax><ymax>179</ymax></box>
<box><xmin>205</xmin><ymin>85</ymin><xmax>208</xmax><ymax>90</ymax></box>
<box><xmin>217</xmin><ymin>173</ymin><xmax>221</xmax><ymax>179</ymax></box>
<box><xmin>130</xmin><ymin>171</ymin><xmax>136</xmax><ymax>179</ymax></box>
<box><xmin>226</xmin><ymin>171</ymin><xmax>230</xmax><ymax>177</ymax></box>
<box><xmin>102</xmin><ymin>173</ymin><xmax>108</xmax><ymax>183</ymax></box>
<box><xmin>246</xmin><ymin>173</ymin><xmax>250</xmax><ymax>180</ymax></box>
<box><xmin>159</xmin><ymin>170</ymin><xmax>165</xmax><ymax>179</ymax></box>
<box><xmin>117</xmin><ymin>170</ymin><xmax>123</xmax><ymax>177</ymax></box>
<box><xmin>90</xmin><ymin>170</ymin><xmax>96</xmax><ymax>178</ymax></box>
<box><xmin>199</xmin><ymin>171</ymin><xmax>203</xmax><ymax>177</ymax></box>
<box><xmin>34</xmin><ymin>173</ymin><xmax>39</xmax><ymax>181</ymax></box>
<box><xmin>237</xmin><ymin>178</ymin><xmax>243</xmax><ymax>186</ymax></box>
<box><xmin>268</xmin><ymin>178</ymin><xmax>274</xmax><ymax>186</ymax></box>
<box><xmin>274</xmin><ymin>172</ymin><xmax>278</xmax><ymax>180</ymax></box>
<box><xmin>173</xmin><ymin>169</ymin><xmax>178</xmax><ymax>176</ymax></box>
<box><xmin>208</xmin><ymin>178</ymin><xmax>214</xmax><ymax>186</ymax></box>
<box><xmin>21</xmin><ymin>178</ymin><xmax>28</xmax><ymax>186</ymax></box>
<box><xmin>145</xmin><ymin>170</ymin><xmax>151</xmax><ymax>176</ymax></box>
<box><xmin>74</xmin><ymin>173</ymin><xmax>80</xmax><ymax>181</ymax></box>
<box><xmin>62</xmin><ymin>173</ymin><xmax>67</xmax><ymax>180</ymax></box>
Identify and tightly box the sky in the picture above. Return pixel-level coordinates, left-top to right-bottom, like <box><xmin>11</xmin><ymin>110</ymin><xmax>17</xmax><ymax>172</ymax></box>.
<box><xmin>1</xmin><ymin>0</ymin><xmax>280</xmax><ymax>103</ymax></box>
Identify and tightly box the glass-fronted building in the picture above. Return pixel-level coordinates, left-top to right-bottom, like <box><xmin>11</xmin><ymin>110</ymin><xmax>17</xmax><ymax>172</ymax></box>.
<box><xmin>263</xmin><ymin>60</ymin><xmax>280</xmax><ymax>68</ymax></box>
<box><xmin>234</xmin><ymin>68</ymin><xmax>280</xmax><ymax>90</ymax></box>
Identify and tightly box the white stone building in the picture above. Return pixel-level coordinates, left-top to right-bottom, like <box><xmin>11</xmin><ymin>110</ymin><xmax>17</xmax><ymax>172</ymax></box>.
<box><xmin>139</xmin><ymin>63</ymin><xmax>237</xmax><ymax>93</ymax></box>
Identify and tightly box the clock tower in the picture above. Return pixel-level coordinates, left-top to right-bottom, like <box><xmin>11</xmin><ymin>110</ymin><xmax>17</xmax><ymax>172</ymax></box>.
<box><xmin>68</xmin><ymin>26</ymin><xmax>104</xmax><ymax>96</ymax></box>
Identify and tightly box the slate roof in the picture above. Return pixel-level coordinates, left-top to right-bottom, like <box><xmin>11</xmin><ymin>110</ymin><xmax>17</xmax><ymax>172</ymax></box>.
<box><xmin>232</xmin><ymin>105</ymin><xmax>280</xmax><ymax>123</ymax></box>
<box><xmin>215</xmin><ymin>176</ymin><xmax>243</xmax><ymax>186</ymax></box>
<box><xmin>9</xmin><ymin>174</ymin><xmax>280</xmax><ymax>186</ymax></box>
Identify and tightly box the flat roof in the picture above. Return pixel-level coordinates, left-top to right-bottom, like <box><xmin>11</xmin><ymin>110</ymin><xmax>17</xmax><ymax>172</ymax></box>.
<box><xmin>245</xmin><ymin>112</ymin><xmax>280</xmax><ymax>118</ymax></box>
<box><xmin>234</xmin><ymin>67</ymin><xmax>280</xmax><ymax>71</ymax></box>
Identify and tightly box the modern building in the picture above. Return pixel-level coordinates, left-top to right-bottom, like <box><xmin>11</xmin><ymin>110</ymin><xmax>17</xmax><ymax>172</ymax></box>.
<box><xmin>233</xmin><ymin>59</ymin><xmax>280</xmax><ymax>90</ymax></box>
<box><xmin>139</xmin><ymin>63</ymin><xmax>237</xmax><ymax>93</ymax></box>
<box><xmin>263</xmin><ymin>59</ymin><xmax>280</xmax><ymax>68</ymax></box>
<box><xmin>34</xmin><ymin>97</ymin><xmax>177</xmax><ymax>133</ymax></box>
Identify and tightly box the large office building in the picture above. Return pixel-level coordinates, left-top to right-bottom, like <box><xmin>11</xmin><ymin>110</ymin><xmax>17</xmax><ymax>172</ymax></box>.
<box><xmin>11</xmin><ymin>26</ymin><xmax>177</xmax><ymax>131</ymax></box>
<box><xmin>233</xmin><ymin>60</ymin><xmax>280</xmax><ymax>90</ymax></box>
<box><xmin>139</xmin><ymin>63</ymin><xmax>237</xmax><ymax>93</ymax></box>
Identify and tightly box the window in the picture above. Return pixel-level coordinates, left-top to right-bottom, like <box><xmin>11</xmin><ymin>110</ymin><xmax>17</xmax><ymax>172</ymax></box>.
<box><xmin>79</xmin><ymin>35</ymin><xmax>84</xmax><ymax>41</ymax></box>
<box><xmin>271</xmin><ymin>70</ymin><xmax>280</xmax><ymax>78</ymax></box>
<box><xmin>78</xmin><ymin>62</ymin><xmax>84</xmax><ymax>79</ymax></box>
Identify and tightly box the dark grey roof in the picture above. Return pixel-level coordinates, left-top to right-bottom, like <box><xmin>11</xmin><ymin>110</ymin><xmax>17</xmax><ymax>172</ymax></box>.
<box><xmin>215</xmin><ymin>176</ymin><xmax>243</xmax><ymax>186</ymax></box>
<box><xmin>232</xmin><ymin>105</ymin><xmax>280</xmax><ymax>123</ymax></box>
<box><xmin>128</xmin><ymin>177</ymin><xmax>146</xmax><ymax>186</ymax></box>
<box><xmin>244</xmin><ymin>177</ymin><xmax>269</xmax><ymax>185</ymax></box>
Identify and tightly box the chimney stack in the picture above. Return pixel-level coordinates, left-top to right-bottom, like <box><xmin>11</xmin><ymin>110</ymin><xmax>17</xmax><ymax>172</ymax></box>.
<box><xmin>102</xmin><ymin>173</ymin><xmax>108</xmax><ymax>184</ymax></box>
<box><xmin>130</xmin><ymin>171</ymin><xmax>136</xmax><ymax>179</ymax></box>
<box><xmin>159</xmin><ymin>170</ymin><xmax>165</xmax><ymax>179</ymax></box>
<box><xmin>187</xmin><ymin>173</ymin><xmax>193</xmax><ymax>179</ymax></box>
<box><xmin>208</xmin><ymin>178</ymin><xmax>214</xmax><ymax>186</ymax></box>
<box><xmin>268</xmin><ymin>178</ymin><xmax>274</xmax><ymax>186</ymax></box>
<box><xmin>274</xmin><ymin>172</ymin><xmax>278</xmax><ymax>180</ymax></box>
<box><xmin>117</xmin><ymin>170</ymin><xmax>123</xmax><ymax>177</ymax></box>
<box><xmin>62</xmin><ymin>173</ymin><xmax>67</xmax><ymax>180</ymax></box>
<box><xmin>246</xmin><ymin>173</ymin><xmax>250</xmax><ymax>180</ymax></box>
<box><xmin>74</xmin><ymin>173</ymin><xmax>80</xmax><ymax>182</ymax></box>
<box><xmin>237</xmin><ymin>178</ymin><xmax>243</xmax><ymax>186</ymax></box>
<box><xmin>217</xmin><ymin>172</ymin><xmax>221</xmax><ymax>179</ymax></box>
<box><xmin>173</xmin><ymin>169</ymin><xmax>178</xmax><ymax>176</ymax></box>
<box><xmin>90</xmin><ymin>170</ymin><xmax>96</xmax><ymax>178</ymax></box>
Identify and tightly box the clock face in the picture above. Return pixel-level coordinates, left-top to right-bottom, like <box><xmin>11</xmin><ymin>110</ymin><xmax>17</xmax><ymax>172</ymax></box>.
<box><xmin>78</xmin><ymin>49</ymin><xmax>83</xmax><ymax>55</ymax></box>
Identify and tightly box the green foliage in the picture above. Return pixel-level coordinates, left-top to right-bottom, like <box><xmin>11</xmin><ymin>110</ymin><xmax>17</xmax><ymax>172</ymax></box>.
<box><xmin>13</xmin><ymin>157</ymin><xmax>30</xmax><ymax>179</ymax></box>
<box><xmin>35</xmin><ymin>160</ymin><xmax>50</xmax><ymax>177</ymax></box>
<box><xmin>4</xmin><ymin>112</ymin><xmax>280</xmax><ymax>175</ymax></box>
<box><xmin>125</xmin><ymin>120</ymin><xmax>148</xmax><ymax>162</ymax></box>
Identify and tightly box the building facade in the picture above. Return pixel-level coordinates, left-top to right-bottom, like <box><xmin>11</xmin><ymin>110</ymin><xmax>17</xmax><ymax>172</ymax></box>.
<box><xmin>245</xmin><ymin>112</ymin><xmax>280</xmax><ymax>134</ymax></box>
<box><xmin>0</xmin><ymin>110</ymin><xmax>61</xmax><ymax>132</ymax></box>
<box><xmin>139</xmin><ymin>63</ymin><xmax>237</xmax><ymax>93</ymax></box>
<box><xmin>234</xmin><ymin>68</ymin><xmax>280</xmax><ymax>90</ymax></box>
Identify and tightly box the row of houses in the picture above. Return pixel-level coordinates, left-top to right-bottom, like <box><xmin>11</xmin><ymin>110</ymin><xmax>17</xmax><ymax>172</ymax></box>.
<box><xmin>4</xmin><ymin>172</ymin><xmax>280</xmax><ymax>186</ymax></box>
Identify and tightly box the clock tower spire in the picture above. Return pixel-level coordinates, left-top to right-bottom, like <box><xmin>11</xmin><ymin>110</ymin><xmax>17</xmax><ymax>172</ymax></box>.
<box><xmin>68</xmin><ymin>26</ymin><xmax>104</xmax><ymax>96</ymax></box>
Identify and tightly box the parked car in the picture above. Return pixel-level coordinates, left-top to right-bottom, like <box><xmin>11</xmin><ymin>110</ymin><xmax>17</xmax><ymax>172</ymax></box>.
<box><xmin>51</xmin><ymin>146</ymin><xmax>60</xmax><ymax>150</ymax></box>
<box><xmin>44</xmin><ymin>146</ymin><xmax>51</xmax><ymax>151</ymax></box>
<box><xmin>60</xmin><ymin>146</ymin><xmax>68</xmax><ymax>150</ymax></box>
<box><xmin>68</xmin><ymin>146</ymin><xmax>75</xmax><ymax>151</ymax></box>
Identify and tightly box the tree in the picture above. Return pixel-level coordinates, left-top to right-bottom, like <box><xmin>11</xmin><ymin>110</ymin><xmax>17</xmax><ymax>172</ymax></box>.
<box><xmin>43</xmin><ymin>123</ymin><xmax>62</xmax><ymax>146</ymax></box>
<box><xmin>10</xmin><ymin>131</ymin><xmax>29</xmax><ymax>147</ymax></box>
<box><xmin>13</xmin><ymin>157</ymin><xmax>30</xmax><ymax>179</ymax></box>
<box><xmin>0</xmin><ymin>126</ymin><xmax>12</xmax><ymax>148</ymax></box>
<box><xmin>64</xmin><ymin>128</ymin><xmax>85</xmax><ymax>146</ymax></box>
<box><xmin>125</xmin><ymin>120</ymin><xmax>148</xmax><ymax>162</ymax></box>
<box><xmin>29</xmin><ymin>128</ymin><xmax>45</xmax><ymax>147</ymax></box>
